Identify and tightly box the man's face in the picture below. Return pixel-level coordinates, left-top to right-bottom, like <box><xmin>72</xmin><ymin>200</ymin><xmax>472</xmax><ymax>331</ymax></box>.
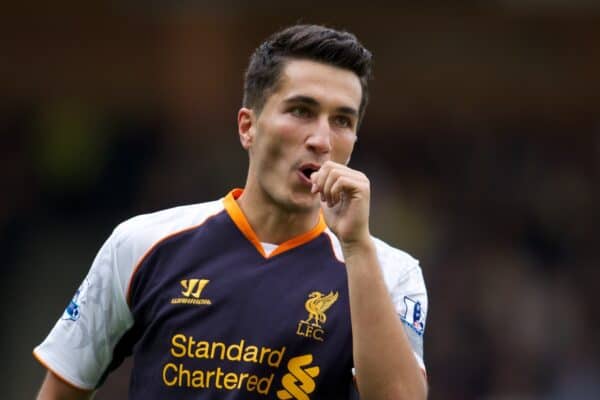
<box><xmin>239</xmin><ymin>59</ymin><xmax>362</xmax><ymax>212</ymax></box>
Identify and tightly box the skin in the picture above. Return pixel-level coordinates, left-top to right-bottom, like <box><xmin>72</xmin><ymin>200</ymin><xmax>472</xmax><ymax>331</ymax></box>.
<box><xmin>37</xmin><ymin>371</ymin><xmax>93</xmax><ymax>400</ymax></box>
<box><xmin>37</xmin><ymin>58</ymin><xmax>427</xmax><ymax>400</ymax></box>
<box><xmin>237</xmin><ymin>59</ymin><xmax>360</xmax><ymax>244</ymax></box>
<box><xmin>238</xmin><ymin>59</ymin><xmax>428</xmax><ymax>399</ymax></box>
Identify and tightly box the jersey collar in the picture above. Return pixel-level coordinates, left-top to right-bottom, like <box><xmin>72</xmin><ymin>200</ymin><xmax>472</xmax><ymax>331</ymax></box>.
<box><xmin>223</xmin><ymin>188</ymin><xmax>326</xmax><ymax>258</ymax></box>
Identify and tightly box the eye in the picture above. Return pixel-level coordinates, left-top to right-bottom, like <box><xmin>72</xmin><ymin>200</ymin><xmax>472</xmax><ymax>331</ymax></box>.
<box><xmin>332</xmin><ymin>115</ymin><xmax>353</xmax><ymax>129</ymax></box>
<box><xmin>289</xmin><ymin>106</ymin><xmax>312</xmax><ymax>118</ymax></box>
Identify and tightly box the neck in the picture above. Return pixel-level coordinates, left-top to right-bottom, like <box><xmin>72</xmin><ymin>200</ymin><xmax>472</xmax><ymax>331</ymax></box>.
<box><xmin>236</xmin><ymin>186</ymin><xmax>321</xmax><ymax>244</ymax></box>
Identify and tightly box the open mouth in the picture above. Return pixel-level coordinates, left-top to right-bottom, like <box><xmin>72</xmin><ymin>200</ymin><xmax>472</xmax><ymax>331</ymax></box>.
<box><xmin>299</xmin><ymin>164</ymin><xmax>320</xmax><ymax>182</ymax></box>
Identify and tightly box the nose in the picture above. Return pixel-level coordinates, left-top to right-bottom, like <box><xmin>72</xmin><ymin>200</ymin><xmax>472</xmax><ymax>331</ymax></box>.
<box><xmin>305</xmin><ymin>116</ymin><xmax>332</xmax><ymax>154</ymax></box>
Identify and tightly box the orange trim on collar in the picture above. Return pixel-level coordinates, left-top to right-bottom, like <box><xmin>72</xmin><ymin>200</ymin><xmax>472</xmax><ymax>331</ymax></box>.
<box><xmin>224</xmin><ymin>189</ymin><xmax>266</xmax><ymax>257</ymax></box>
<box><xmin>223</xmin><ymin>188</ymin><xmax>327</xmax><ymax>259</ymax></box>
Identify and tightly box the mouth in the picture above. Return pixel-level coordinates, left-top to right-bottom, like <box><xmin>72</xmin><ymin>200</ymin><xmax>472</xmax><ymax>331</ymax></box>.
<box><xmin>298</xmin><ymin>163</ymin><xmax>320</xmax><ymax>185</ymax></box>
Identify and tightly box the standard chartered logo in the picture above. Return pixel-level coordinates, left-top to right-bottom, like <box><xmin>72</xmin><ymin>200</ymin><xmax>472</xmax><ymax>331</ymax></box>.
<box><xmin>276</xmin><ymin>354</ymin><xmax>320</xmax><ymax>400</ymax></box>
<box><xmin>162</xmin><ymin>334</ymin><xmax>321</xmax><ymax>397</ymax></box>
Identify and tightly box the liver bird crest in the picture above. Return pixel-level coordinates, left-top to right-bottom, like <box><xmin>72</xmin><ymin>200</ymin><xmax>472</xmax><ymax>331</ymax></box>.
<box><xmin>304</xmin><ymin>291</ymin><xmax>339</xmax><ymax>328</ymax></box>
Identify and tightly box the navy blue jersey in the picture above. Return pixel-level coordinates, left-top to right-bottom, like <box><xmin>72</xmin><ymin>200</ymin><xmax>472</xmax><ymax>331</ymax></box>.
<box><xmin>35</xmin><ymin>189</ymin><xmax>427</xmax><ymax>399</ymax></box>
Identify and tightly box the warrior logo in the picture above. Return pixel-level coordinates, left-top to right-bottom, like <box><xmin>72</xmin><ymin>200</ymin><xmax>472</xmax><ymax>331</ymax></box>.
<box><xmin>170</xmin><ymin>278</ymin><xmax>211</xmax><ymax>305</ymax></box>
<box><xmin>181</xmin><ymin>278</ymin><xmax>210</xmax><ymax>298</ymax></box>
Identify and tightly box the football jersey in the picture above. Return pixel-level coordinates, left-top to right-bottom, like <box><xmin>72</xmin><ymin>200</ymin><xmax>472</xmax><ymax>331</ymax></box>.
<box><xmin>34</xmin><ymin>189</ymin><xmax>428</xmax><ymax>399</ymax></box>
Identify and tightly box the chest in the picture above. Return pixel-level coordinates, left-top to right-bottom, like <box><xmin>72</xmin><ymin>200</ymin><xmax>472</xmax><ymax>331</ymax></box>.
<box><xmin>127</xmin><ymin>220</ymin><xmax>354</xmax><ymax>397</ymax></box>
<box><xmin>132</xmin><ymin>231</ymin><xmax>350</xmax><ymax>340</ymax></box>
<box><xmin>120</xmin><ymin>209</ymin><xmax>361</xmax><ymax>400</ymax></box>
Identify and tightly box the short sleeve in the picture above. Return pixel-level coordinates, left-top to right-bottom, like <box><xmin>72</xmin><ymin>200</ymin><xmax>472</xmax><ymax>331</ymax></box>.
<box><xmin>325</xmin><ymin>233</ymin><xmax>429</xmax><ymax>374</ymax></box>
<box><xmin>33</xmin><ymin>229</ymin><xmax>134</xmax><ymax>390</ymax></box>
<box><xmin>391</xmin><ymin>264</ymin><xmax>428</xmax><ymax>371</ymax></box>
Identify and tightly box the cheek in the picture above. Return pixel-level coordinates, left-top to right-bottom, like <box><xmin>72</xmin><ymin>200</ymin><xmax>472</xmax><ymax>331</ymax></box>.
<box><xmin>270</xmin><ymin>115</ymin><xmax>302</xmax><ymax>142</ymax></box>
<box><xmin>256</xmin><ymin>117</ymin><xmax>299</xmax><ymax>162</ymax></box>
<box><xmin>332</xmin><ymin>135</ymin><xmax>356</xmax><ymax>164</ymax></box>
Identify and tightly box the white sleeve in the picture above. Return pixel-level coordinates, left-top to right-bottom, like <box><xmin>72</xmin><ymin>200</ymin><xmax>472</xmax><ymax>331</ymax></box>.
<box><xmin>374</xmin><ymin>239</ymin><xmax>428</xmax><ymax>372</ymax></box>
<box><xmin>392</xmin><ymin>265</ymin><xmax>428</xmax><ymax>371</ymax></box>
<box><xmin>324</xmin><ymin>232</ymin><xmax>429</xmax><ymax>373</ymax></box>
<box><xmin>33</xmin><ymin>228</ymin><xmax>134</xmax><ymax>390</ymax></box>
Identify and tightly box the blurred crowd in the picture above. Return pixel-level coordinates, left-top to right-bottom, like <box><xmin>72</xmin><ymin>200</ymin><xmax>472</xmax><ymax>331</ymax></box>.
<box><xmin>366</xmin><ymin>125</ymin><xmax>600</xmax><ymax>399</ymax></box>
<box><xmin>2</xmin><ymin>101</ymin><xmax>598</xmax><ymax>399</ymax></box>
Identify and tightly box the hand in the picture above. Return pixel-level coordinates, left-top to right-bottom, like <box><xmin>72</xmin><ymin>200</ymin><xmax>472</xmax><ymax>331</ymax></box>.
<box><xmin>311</xmin><ymin>161</ymin><xmax>371</xmax><ymax>246</ymax></box>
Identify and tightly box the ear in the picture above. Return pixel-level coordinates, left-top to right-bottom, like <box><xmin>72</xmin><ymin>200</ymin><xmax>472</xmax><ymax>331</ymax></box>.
<box><xmin>238</xmin><ymin>107</ymin><xmax>255</xmax><ymax>150</ymax></box>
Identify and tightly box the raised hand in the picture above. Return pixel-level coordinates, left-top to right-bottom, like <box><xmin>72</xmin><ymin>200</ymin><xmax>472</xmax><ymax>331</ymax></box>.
<box><xmin>310</xmin><ymin>161</ymin><xmax>371</xmax><ymax>246</ymax></box>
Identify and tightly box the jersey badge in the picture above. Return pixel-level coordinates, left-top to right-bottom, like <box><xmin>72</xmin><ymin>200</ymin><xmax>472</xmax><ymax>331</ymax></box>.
<box><xmin>171</xmin><ymin>278</ymin><xmax>212</xmax><ymax>305</ymax></box>
<box><xmin>401</xmin><ymin>296</ymin><xmax>424</xmax><ymax>335</ymax></box>
<box><xmin>61</xmin><ymin>278</ymin><xmax>90</xmax><ymax>321</ymax></box>
<box><xmin>296</xmin><ymin>291</ymin><xmax>338</xmax><ymax>342</ymax></box>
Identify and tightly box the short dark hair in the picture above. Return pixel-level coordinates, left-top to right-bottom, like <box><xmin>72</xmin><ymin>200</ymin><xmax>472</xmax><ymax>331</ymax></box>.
<box><xmin>243</xmin><ymin>24</ymin><xmax>373</xmax><ymax>124</ymax></box>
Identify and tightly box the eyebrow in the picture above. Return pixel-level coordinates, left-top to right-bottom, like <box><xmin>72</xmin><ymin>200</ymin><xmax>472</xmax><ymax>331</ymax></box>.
<box><xmin>283</xmin><ymin>95</ymin><xmax>358</xmax><ymax>117</ymax></box>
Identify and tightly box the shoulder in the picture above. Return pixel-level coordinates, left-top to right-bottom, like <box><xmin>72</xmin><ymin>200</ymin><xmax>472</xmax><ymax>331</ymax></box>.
<box><xmin>324</xmin><ymin>230</ymin><xmax>420</xmax><ymax>275</ymax></box>
<box><xmin>323</xmin><ymin>230</ymin><xmax>425</xmax><ymax>293</ymax></box>
<box><xmin>113</xmin><ymin>198</ymin><xmax>225</xmax><ymax>247</ymax></box>
<box><xmin>107</xmin><ymin>199</ymin><xmax>225</xmax><ymax>284</ymax></box>
<box><xmin>370</xmin><ymin>236</ymin><xmax>422</xmax><ymax>285</ymax></box>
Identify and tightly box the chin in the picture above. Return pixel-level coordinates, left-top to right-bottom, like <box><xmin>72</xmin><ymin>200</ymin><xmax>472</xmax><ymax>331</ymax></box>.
<box><xmin>281</xmin><ymin>189</ymin><xmax>320</xmax><ymax>213</ymax></box>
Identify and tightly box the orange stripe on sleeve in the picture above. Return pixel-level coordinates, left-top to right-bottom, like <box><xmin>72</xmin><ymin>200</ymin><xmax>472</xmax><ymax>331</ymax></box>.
<box><xmin>33</xmin><ymin>350</ymin><xmax>93</xmax><ymax>392</ymax></box>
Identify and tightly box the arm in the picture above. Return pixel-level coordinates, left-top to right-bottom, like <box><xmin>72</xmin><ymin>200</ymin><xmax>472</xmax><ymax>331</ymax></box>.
<box><xmin>343</xmin><ymin>240</ymin><xmax>427</xmax><ymax>399</ymax></box>
<box><xmin>34</xmin><ymin>225</ymin><xmax>135</xmax><ymax>399</ymax></box>
<box><xmin>312</xmin><ymin>161</ymin><xmax>428</xmax><ymax>400</ymax></box>
<box><xmin>37</xmin><ymin>371</ymin><xmax>94</xmax><ymax>400</ymax></box>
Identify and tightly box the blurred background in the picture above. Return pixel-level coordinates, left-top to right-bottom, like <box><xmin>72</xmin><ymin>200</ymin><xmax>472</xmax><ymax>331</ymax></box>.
<box><xmin>2</xmin><ymin>1</ymin><xmax>599</xmax><ymax>399</ymax></box>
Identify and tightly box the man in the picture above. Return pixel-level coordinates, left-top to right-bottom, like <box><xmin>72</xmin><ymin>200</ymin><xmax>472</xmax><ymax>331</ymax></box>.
<box><xmin>35</xmin><ymin>24</ymin><xmax>428</xmax><ymax>399</ymax></box>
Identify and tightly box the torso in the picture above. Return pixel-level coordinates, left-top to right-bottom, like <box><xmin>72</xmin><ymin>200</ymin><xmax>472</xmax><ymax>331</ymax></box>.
<box><xmin>124</xmin><ymin>210</ymin><xmax>354</xmax><ymax>399</ymax></box>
